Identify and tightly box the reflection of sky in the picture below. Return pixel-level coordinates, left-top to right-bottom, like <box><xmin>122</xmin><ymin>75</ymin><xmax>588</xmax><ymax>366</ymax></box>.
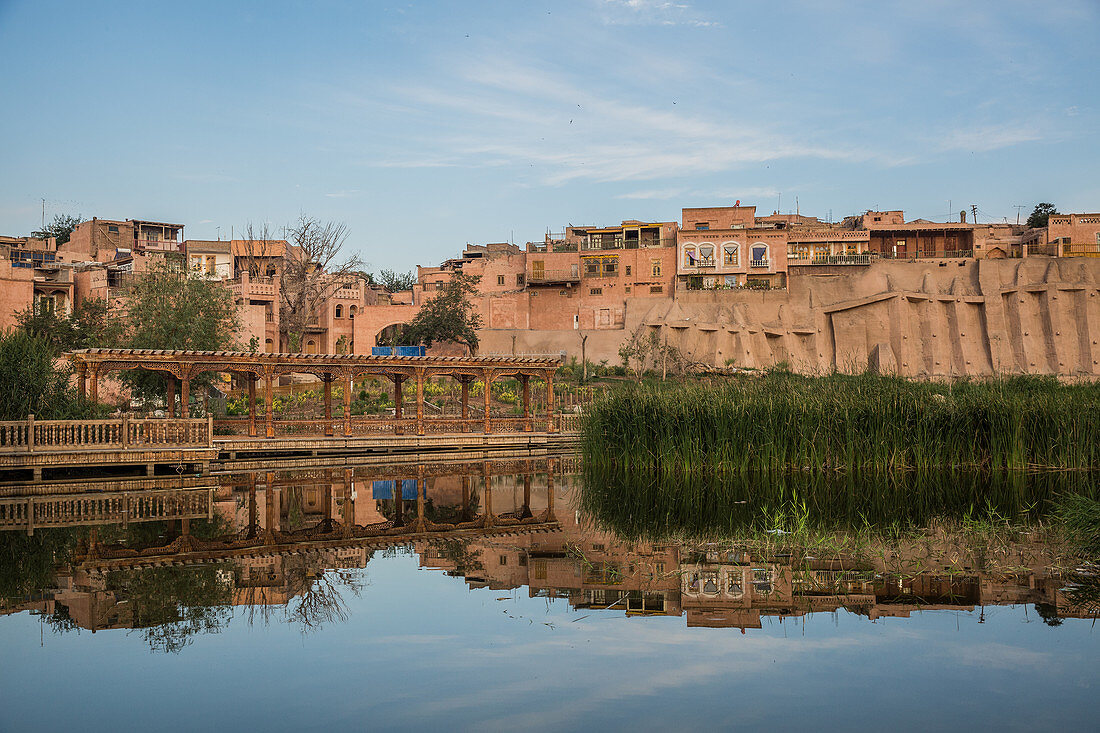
<box><xmin>0</xmin><ymin>552</ymin><xmax>1095</xmax><ymax>732</ymax></box>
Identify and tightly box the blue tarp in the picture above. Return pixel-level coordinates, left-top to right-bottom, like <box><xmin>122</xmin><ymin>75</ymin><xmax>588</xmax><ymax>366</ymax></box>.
<box><xmin>371</xmin><ymin>479</ymin><xmax>419</xmax><ymax>500</ymax></box>
<box><xmin>371</xmin><ymin>346</ymin><xmax>426</xmax><ymax>357</ymax></box>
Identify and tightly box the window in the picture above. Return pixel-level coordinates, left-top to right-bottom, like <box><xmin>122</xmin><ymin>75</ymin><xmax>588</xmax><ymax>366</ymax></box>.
<box><xmin>589</xmin><ymin>287</ymin><xmax>603</xmax><ymax>295</ymax></box>
<box><xmin>695</xmin><ymin>223</ymin><xmax>710</xmax><ymax>230</ymax></box>
<box><xmin>649</xmin><ymin>285</ymin><xmax>663</xmax><ymax>294</ymax></box>
<box><xmin>499</xmin><ymin>555</ymin><xmax>508</xmax><ymax>566</ymax></box>
<box><xmin>265</xmin><ymin>338</ymin><xmax>274</xmax><ymax>352</ymax></box>
<box><xmin>699</xmin><ymin>244</ymin><xmax>715</xmax><ymax>265</ymax></box>
<box><xmin>584</xmin><ymin>258</ymin><xmax>601</xmax><ymax>276</ymax></box>
<box><xmin>206</xmin><ymin>255</ymin><xmax>216</xmax><ymax>275</ymax></box>
<box><xmin>751</xmin><ymin>243</ymin><xmax>768</xmax><ymax>265</ymax></box>
<box><xmin>497</xmin><ymin>275</ymin><xmax>505</xmax><ymax>286</ymax></box>
<box><xmin>724</xmin><ymin>275</ymin><xmax>738</xmax><ymax>287</ymax></box>
<box><xmin>625</xmin><ymin>265</ymin><xmax>631</xmax><ymax>276</ymax></box>
<box><xmin>532</xmin><ymin>260</ymin><xmax>545</xmax><ymax>279</ymax></box>
<box><xmin>624</xmin><ymin>286</ymin><xmax>631</xmax><ymax>293</ymax></box>
<box><xmin>107</xmin><ymin>225</ymin><xmax>119</xmax><ymax>233</ymax></box>
<box><xmin>602</xmin><ymin>257</ymin><xmax>618</xmax><ymax>276</ymax></box>
<box><xmin>335</xmin><ymin>304</ymin><xmax>343</xmax><ymax>318</ymax></box>
<box><xmin>651</xmin><ymin>258</ymin><xmax>662</xmax><ymax>277</ymax></box>
<box><xmin>727</xmin><ymin>574</ymin><xmax>744</xmax><ymax>597</ymax></box>
<box><xmin>683</xmin><ymin>246</ymin><xmax>697</xmax><ymax>267</ymax></box>
<box><xmin>516</xmin><ymin>274</ymin><xmax>525</xmax><ymax>286</ymax></box>
<box><xmin>349</xmin><ymin>305</ymin><xmax>357</xmax><ymax>317</ymax></box>
<box><xmin>723</xmin><ymin>243</ymin><xmax>739</xmax><ymax>265</ymax></box>
<box><xmin>573</xmin><ymin>314</ymin><xmax>579</xmax><ymax>329</ymax></box>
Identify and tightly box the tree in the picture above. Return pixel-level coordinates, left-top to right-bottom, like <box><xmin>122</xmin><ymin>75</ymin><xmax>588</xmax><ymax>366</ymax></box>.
<box><xmin>32</xmin><ymin>213</ymin><xmax>81</xmax><ymax>245</ymax></box>
<box><xmin>279</xmin><ymin>215</ymin><xmax>363</xmax><ymax>351</ymax></box>
<box><xmin>1027</xmin><ymin>203</ymin><xmax>1058</xmax><ymax>229</ymax></box>
<box><xmin>16</xmin><ymin>298</ymin><xmax>120</xmax><ymax>353</ymax></box>
<box><xmin>0</xmin><ymin>330</ymin><xmax>97</xmax><ymax>419</ymax></box>
<box><xmin>375</xmin><ymin>269</ymin><xmax>416</xmax><ymax>292</ymax></box>
<box><xmin>116</xmin><ymin>255</ymin><xmax>240</xmax><ymax>399</ymax></box>
<box><xmin>235</xmin><ymin>222</ymin><xmax>281</xmax><ymax>280</ymax></box>
<box><xmin>403</xmin><ymin>271</ymin><xmax>482</xmax><ymax>353</ymax></box>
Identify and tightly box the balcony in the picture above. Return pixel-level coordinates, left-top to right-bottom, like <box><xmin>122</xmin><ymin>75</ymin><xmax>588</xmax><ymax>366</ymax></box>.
<box><xmin>749</xmin><ymin>258</ymin><xmax>769</xmax><ymax>269</ymax></box>
<box><xmin>134</xmin><ymin>238</ymin><xmax>182</xmax><ymax>252</ymax></box>
<box><xmin>788</xmin><ymin>254</ymin><xmax>877</xmax><ymax>266</ymax></box>
<box><xmin>528</xmin><ymin>269</ymin><xmax>580</xmax><ymax>284</ymax></box>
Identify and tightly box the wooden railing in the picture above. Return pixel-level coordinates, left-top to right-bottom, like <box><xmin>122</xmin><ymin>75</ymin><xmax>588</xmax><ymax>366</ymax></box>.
<box><xmin>0</xmin><ymin>488</ymin><xmax>213</xmax><ymax>531</ymax></box>
<box><xmin>558</xmin><ymin>413</ymin><xmax>583</xmax><ymax>433</ymax></box>
<box><xmin>212</xmin><ymin>414</ymin><xmax>579</xmax><ymax>437</ymax></box>
<box><xmin>0</xmin><ymin>416</ymin><xmax>213</xmax><ymax>453</ymax></box>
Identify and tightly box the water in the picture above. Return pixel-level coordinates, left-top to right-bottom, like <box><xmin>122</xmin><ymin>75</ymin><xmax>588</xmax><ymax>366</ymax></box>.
<box><xmin>0</xmin><ymin>457</ymin><xmax>1096</xmax><ymax>732</ymax></box>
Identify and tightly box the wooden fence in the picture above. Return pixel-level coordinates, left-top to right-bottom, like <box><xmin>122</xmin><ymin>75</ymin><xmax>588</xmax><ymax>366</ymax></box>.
<box><xmin>0</xmin><ymin>416</ymin><xmax>213</xmax><ymax>453</ymax></box>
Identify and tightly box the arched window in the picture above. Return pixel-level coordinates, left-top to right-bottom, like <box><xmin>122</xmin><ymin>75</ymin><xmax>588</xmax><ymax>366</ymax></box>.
<box><xmin>335</xmin><ymin>304</ymin><xmax>343</xmax><ymax>318</ymax></box>
<box><xmin>751</xmin><ymin>243</ymin><xmax>769</xmax><ymax>265</ymax></box>
<box><xmin>683</xmin><ymin>245</ymin><xmax>697</xmax><ymax>267</ymax></box>
<box><xmin>349</xmin><ymin>305</ymin><xmax>358</xmax><ymax>318</ymax></box>
<box><xmin>723</xmin><ymin>242</ymin><xmax>739</xmax><ymax>265</ymax></box>
<box><xmin>698</xmin><ymin>244</ymin><xmax>715</xmax><ymax>266</ymax></box>
<box><xmin>264</xmin><ymin>338</ymin><xmax>274</xmax><ymax>353</ymax></box>
<box><xmin>305</xmin><ymin>339</ymin><xmax>317</xmax><ymax>354</ymax></box>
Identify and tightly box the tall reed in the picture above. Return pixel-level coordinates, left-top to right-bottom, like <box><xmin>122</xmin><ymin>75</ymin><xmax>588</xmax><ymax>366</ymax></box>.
<box><xmin>582</xmin><ymin>373</ymin><xmax>1100</xmax><ymax>473</ymax></box>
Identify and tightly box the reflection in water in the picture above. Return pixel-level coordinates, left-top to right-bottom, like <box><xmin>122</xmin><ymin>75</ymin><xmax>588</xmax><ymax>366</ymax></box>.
<box><xmin>1</xmin><ymin>456</ymin><xmax>1096</xmax><ymax>653</ymax></box>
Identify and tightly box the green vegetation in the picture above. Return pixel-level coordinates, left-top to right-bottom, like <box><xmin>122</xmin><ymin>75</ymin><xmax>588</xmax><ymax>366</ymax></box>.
<box><xmin>0</xmin><ymin>329</ymin><xmax>100</xmax><ymax>420</ymax></box>
<box><xmin>16</xmin><ymin>297</ymin><xmax>121</xmax><ymax>352</ymax></box>
<box><xmin>31</xmin><ymin>213</ymin><xmax>81</xmax><ymax>245</ymax></box>
<box><xmin>403</xmin><ymin>271</ymin><xmax>482</xmax><ymax>352</ymax></box>
<box><xmin>582</xmin><ymin>373</ymin><xmax>1100</xmax><ymax>473</ymax></box>
<box><xmin>1027</xmin><ymin>202</ymin><xmax>1058</xmax><ymax>229</ymax></box>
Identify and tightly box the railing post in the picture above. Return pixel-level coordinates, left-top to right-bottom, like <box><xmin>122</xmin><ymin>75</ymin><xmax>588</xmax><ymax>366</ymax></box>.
<box><xmin>247</xmin><ymin>376</ymin><xmax>257</xmax><ymax>437</ymax></box>
<box><xmin>521</xmin><ymin>375</ymin><xmax>532</xmax><ymax>432</ymax></box>
<box><xmin>415</xmin><ymin>368</ymin><xmax>425</xmax><ymax>436</ymax></box>
<box><xmin>27</xmin><ymin>414</ymin><xmax>34</xmax><ymax>453</ymax></box>
<box><xmin>546</xmin><ymin>370</ymin><xmax>557</xmax><ymax>433</ymax></box>
<box><xmin>207</xmin><ymin>415</ymin><xmax>214</xmax><ymax>447</ymax></box>
<box><xmin>323</xmin><ymin>374</ymin><xmax>334</xmax><ymax>437</ymax></box>
<box><xmin>393</xmin><ymin>376</ymin><xmax>404</xmax><ymax>435</ymax></box>
<box><xmin>343</xmin><ymin>372</ymin><xmax>353</xmax><ymax>437</ymax></box>
<box><xmin>482</xmin><ymin>369</ymin><xmax>492</xmax><ymax>435</ymax></box>
<box><xmin>121</xmin><ymin>413</ymin><xmax>130</xmax><ymax>449</ymax></box>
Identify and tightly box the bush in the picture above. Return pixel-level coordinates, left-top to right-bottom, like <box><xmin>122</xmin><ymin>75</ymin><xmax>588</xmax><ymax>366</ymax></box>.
<box><xmin>0</xmin><ymin>330</ymin><xmax>99</xmax><ymax>420</ymax></box>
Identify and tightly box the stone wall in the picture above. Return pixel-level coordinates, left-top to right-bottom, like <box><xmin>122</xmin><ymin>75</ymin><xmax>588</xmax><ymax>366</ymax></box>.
<box><xmin>477</xmin><ymin>258</ymin><xmax>1100</xmax><ymax>378</ymax></box>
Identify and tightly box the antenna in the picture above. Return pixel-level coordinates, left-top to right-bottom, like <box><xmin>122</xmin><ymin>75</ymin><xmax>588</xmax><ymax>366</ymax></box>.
<box><xmin>41</xmin><ymin>198</ymin><xmax>45</xmax><ymax>229</ymax></box>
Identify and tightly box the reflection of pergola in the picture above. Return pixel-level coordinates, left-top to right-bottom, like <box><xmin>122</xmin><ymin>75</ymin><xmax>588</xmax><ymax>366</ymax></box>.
<box><xmin>67</xmin><ymin>349</ymin><xmax>562</xmax><ymax>438</ymax></box>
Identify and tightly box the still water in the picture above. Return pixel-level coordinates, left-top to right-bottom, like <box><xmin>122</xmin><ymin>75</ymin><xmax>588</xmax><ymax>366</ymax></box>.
<box><xmin>0</xmin><ymin>456</ymin><xmax>1096</xmax><ymax>732</ymax></box>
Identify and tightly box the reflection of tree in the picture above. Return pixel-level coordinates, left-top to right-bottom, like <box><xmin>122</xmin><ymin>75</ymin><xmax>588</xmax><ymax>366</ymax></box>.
<box><xmin>432</xmin><ymin>538</ymin><xmax>484</xmax><ymax>576</ymax></box>
<box><xmin>106</xmin><ymin>564</ymin><xmax>233</xmax><ymax>653</ymax></box>
<box><xmin>0</xmin><ymin>527</ymin><xmax>83</xmax><ymax>602</ymax></box>
<box><xmin>282</xmin><ymin>566</ymin><xmax>364</xmax><ymax>634</ymax></box>
<box><xmin>1034</xmin><ymin>602</ymin><xmax>1064</xmax><ymax>627</ymax></box>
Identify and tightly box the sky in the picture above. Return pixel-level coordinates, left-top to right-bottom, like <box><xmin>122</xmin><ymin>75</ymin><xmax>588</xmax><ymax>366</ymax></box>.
<box><xmin>1</xmin><ymin>0</ymin><xmax>1098</xmax><ymax>272</ymax></box>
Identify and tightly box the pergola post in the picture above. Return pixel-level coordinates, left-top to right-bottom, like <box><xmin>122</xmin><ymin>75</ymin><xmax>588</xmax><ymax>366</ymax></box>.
<box><xmin>166</xmin><ymin>375</ymin><xmax>176</xmax><ymax>418</ymax></box>
<box><xmin>482</xmin><ymin>369</ymin><xmax>492</xmax><ymax>434</ymax></box>
<box><xmin>521</xmin><ymin>466</ymin><xmax>532</xmax><ymax>519</ymax></box>
<box><xmin>264</xmin><ymin>368</ymin><xmax>275</xmax><ymax>438</ymax></box>
<box><xmin>264</xmin><ymin>472</ymin><xmax>276</xmax><ymax>545</ymax></box>
<box><xmin>323</xmin><ymin>374</ymin><xmax>333</xmax><ymax>437</ymax></box>
<box><xmin>89</xmin><ymin>367</ymin><xmax>99</xmax><ymax>404</ymax></box>
<box><xmin>179</xmin><ymin>367</ymin><xmax>190</xmax><ymax>419</ymax></box>
<box><xmin>393</xmin><ymin>376</ymin><xmax>404</xmax><ymax>435</ymax></box>
<box><xmin>461</xmin><ymin>474</ymin><xmax>471</xmax><ymax>521</ymax></box>
<box><xmin>545</xmin><ymin>370</ymin><xmax>557</xmax><ymax>433</ymax></box>
<box><xmin>521</xmin><ymin>375</ymin><xmax>531</xmax><ymax>432</ymax></box>
<box><xmin>460</xmin><ymin>377</ymin><xmax>470</xmax><ymax>433</ymax></box>
<box><xmin>343</xmin><ymin>373</ymin><xmax>353</xmax><ymax>437</ymax></box>
<box><xmin>546</xmin><ymin>457</ymin><xmax>557</xmax><ymax>521</ymax></box>
<box><xmin>247</xmin><ymin>376</ymin><xmax>257</xmax><ymax>437</ymax></box>
<box><xmin>77</xmin><ymin>365</ymin><xmax>87</xmax><ymax>398</ymax></box>
<box><xmin>342</xmin><ymin>467</ymin><xmax>354</xmax><ymax>538</ymax></box>
<box><xmin>480</xmin><ymin>461</ymin><xmax>493</xmax><ymax>527</ymax></box>
<box><xmin>415</xmin><ymin>368</ymin><xmax>425</xmax><ymax>436</ymax></box>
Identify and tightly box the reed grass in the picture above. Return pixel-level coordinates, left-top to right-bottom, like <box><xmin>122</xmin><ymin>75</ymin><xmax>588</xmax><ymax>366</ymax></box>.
<box><xmin>582</xmin><ymin>373</ymin><xmax>1100</xmax><ymax>473</ymax></box>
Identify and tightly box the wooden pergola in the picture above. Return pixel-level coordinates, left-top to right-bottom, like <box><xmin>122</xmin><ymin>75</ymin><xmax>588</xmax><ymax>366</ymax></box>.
<box><xmin>67</xmin><ymin>349</ymin><xmax>563</xmax><ymax>438</ymax></box>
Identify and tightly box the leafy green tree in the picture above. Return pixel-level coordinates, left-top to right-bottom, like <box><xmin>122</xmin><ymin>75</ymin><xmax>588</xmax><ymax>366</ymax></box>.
<box><xmin>31</xmin><ymin>214</ymin><xmax>81</xmax><ymax>245</ymax></box>
<box><xmin>0</xmin><ymin>330</ymin><xmax>98</xmax><ymax>419</ymax></box>
<box><xmin>1027</xmin><ymin>203</ymin><xmax>1058</xmax><ymax>228</ymax></box>
<box><xmin>117</xmin><ymin>256</ymin><xmax>240</xmax><ymax>400</ymax></box>
<box><xmin>403</xmin><ymin>272</ymin><xmax>482</xmax><ymax>353</ymax></box>
<box><xmin>16</xmin><ymin>298</ymin><xmax>120</xmax><ymax>353</ymax></box>
<box><xmin>375</xmin><ymin>269</ymin><xmax>416</xmax><ymax>292</ymax></box>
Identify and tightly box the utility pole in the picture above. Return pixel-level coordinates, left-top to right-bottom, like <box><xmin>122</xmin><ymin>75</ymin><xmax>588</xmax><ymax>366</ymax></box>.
<box><xmin>970</xmin><ymin>204</ymin><xmax>978</xmax><ymax>224</ymax></box>
<box><xmin>41</xmin><ymin>199</ymin><xmax>45</xmax><ymax>229</ymax></box>
<box><xmin>1013</xmin><ymin>205</ymin><xmax>1026</xmax><ymax>225</ymax></box>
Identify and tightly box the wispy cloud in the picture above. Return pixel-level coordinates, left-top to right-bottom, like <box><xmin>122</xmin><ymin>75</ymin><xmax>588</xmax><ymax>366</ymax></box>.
<box><xmin>936</xmin><ymin>123</ymin><xmax>1042</xmax><ymax>153</ymax></box>
<box><xmin>598</xmin><ymin>0</ymin><xmax>722</xmax><ymax>27</ymax></box>
<box><xmin>323</xmin><ymin>189</ymin><xmax>361</xmax><ymax>198</ymax></box>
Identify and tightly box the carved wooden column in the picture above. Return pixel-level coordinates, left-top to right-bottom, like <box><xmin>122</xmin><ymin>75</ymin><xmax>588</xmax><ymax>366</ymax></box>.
<box><xmin>461</xmin><ymin>474</ymin><xmax>471</xmax><ymax>522</ymax></box>
<box><xmin>264</xmin><ymin>368</ymin><xmax>275</xmax><ymax>438</ymax></box>
<box><xmin>521</xmin><ymin>375</ymin><xmax>532</xmax><ymax>432</ymax></box>
<box><xmin>179</xmin><ymin>366</ymin><xmax>191</xmax><ymax>419</ymax></box>
<box><xmin>247</xmin><ymin>376</ymin><xmax>257</xmax><ymax>437</ymax></box>
<box><xmin>166</xmin><ymin>375</ymin><xmax>176</xmax><ymax>418</ymax></box>
<box><xmin>480</xmin><ymin>461</ymin><xmax>494</xmax><ymax>527</ymax></box>
<box><xmin>89</xmin><ymin>366</ymin><xmax>99</xmax><ymax>404</ymax></box>
<box><xmin>393</xmin><ymin>476</ymin><xmax>405</xmax><ymax>527</ymax></box>
<box><xmin>482</xmin><ymin>369</ymin><xmax>492</xmax><ymax>435</ymax></box>
<box><xmin>322</xmin><ymin>373</ymin><xmax>334</xmax><ymax>437</ymax></box>
<box><xmin>521</xmin><ymin>465</ymin><xmax>533</xmax><ymax>519</ymax></box>
<box><xmin>415</xmin><ymin>368</ymin><xmax>425</xmax><ymax>436</ymax></box>
<box><xmin>460</xmin><ymin>377</ymin><xmax>470</xmax><ymax>433</ymax></box>
<box><xmin>545</xmin><ymin>370</ymin><xmax>557</xmax><ymax>433</ymax></box>
<box><xmin>342</xmin><ymin>467</ymin><xmax>355</xmax><ymax>538</ymax></box>
<box><xmin>264</xmin><ymin>472</ymin><xmax>276</xmax><ymax>545</ymax></box>
<box><xmin>343</xmin><ymin>373</ymin><xmax>353</xmax><ymax>437</ymax></box>
<box><xmin>77</xmin><ymin>365</ymin><xmax>87</xmax><ymax>398</ymax></box>
<box><xmin>393</xmin><ymin>375</ymin><xmax>404</xmax><ymax>435</ymax></box>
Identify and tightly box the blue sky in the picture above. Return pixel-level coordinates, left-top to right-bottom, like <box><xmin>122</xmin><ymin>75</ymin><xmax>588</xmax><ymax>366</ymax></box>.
<box><xmin>1</xmin><ymin>0</ymin><xmax>1097</xmax><ymax>271</ymax></box>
